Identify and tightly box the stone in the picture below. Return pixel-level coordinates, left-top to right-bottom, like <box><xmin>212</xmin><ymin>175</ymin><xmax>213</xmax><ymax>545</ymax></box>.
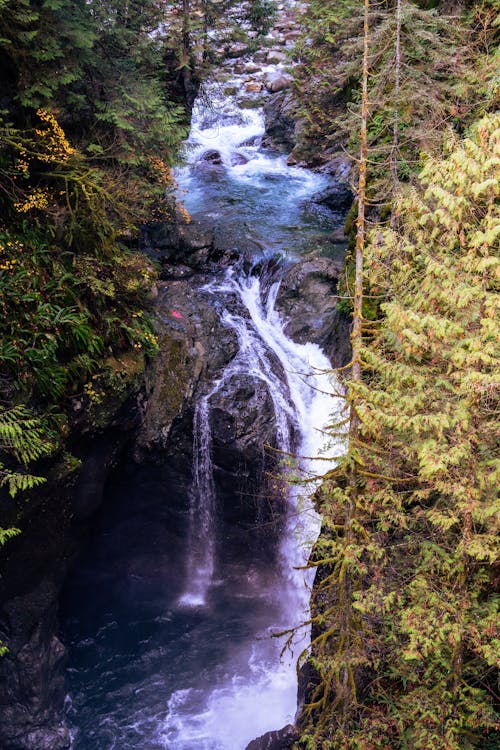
<box><xmin>226</xmin><ymin>42</ymin><xmax>249</xmax><ymax>58</ymax></box>
<box><xmin>230</xmin><ymin>152</ymin><xmax>249</xmax><ymax>166</ymax></box>
<box><xmin>311</xmin><ymin>182</ymin><xmax>354</xmax><ymax>212</ymax></box>
<box><xmin>264</xmin><ymin>72</ymin><xmax>293</xmax><ymax>93</ymax></box>
<box><xmin>245</xmin><ymin>81</ymin><xmax>263</xmax><ymax>93</ymax></box>
<box><xmin>244</xmin><ymin>62</ymin><xmax>261</xmax><ymax>73</ymax></box>
<box><xmin>199</xmin><ymin>149</ymin><xmax>223</xmax><ymax>164</ymax></box>
<box><xmin>246</xmin><ymin>724</ymin><xmax>298</xmax><ymax>750</ymax></box>
<box><xmin>266</xmin><ymin>49</ymin><xmax>287</xmax><ymax>64</ymax></box>
<box><xmin>253</xmin><ymin>50</ymin><xmax>268</xmax><ymax>63</ymax></box>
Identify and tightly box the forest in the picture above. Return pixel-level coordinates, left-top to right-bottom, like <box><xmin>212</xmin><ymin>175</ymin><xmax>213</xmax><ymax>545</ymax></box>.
<box><xmin>0</xmin><ymin>1</ymin><xmax>498</xmax><ymax>749</ymax></box>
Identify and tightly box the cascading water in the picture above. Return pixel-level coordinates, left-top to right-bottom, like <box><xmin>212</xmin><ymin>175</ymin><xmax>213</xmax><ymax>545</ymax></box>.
<box><xmin>163</xmin><ymin>270</ymin><xmax>344</xmax><ymax>749</ymax></box>
<box><xmin>178</xmin><ymin>397</ymin><xmax>217</xmax><ymax>608</ymax></box>
<box><xmin>61</xmin><ymin>11</ymin><xmax>348</xmax><ymax>749</ymax></box>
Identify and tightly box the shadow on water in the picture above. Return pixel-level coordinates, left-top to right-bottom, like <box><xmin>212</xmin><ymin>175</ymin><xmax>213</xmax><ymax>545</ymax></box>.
<box><xmin>61</xmin><ymin>457</ymin><xmax>285</xmax><ymax>750</ymax></box>
<box><xmin>61</xmin><ymin>32</ymin><xmax>348</xmax><ymax>750</ymax></box>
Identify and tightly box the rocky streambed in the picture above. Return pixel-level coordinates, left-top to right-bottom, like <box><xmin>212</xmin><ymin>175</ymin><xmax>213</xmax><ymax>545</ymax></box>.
<box><xmin>0</xmin><ymin>4</ymin><xmax>353</xmax><ymax>749</ymax></box>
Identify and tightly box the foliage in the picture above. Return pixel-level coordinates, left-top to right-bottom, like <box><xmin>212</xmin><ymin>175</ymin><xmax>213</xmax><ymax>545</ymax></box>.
<box><xmin>294</xmin><ymin>0</ymin><xmax>498</xmax><ymax>199</ymax></box>
<box><xmin>0</xmin><ymin>0</ymin><xmax>186</xmax><ymax>512</ymax></box>
<box><xmin>0</xmin><ymin>406</ymin><xmax>52</xmax><ymax>497</ymax></box>
<box><xmin>246</xmin><ymin>0</ymin><xmax>278</xmax><ymax>35</ymax></box>
<box><xmin>298</xmin><ymin>114</ymin><xmax>500</xmax><ymax>749</ymax></box>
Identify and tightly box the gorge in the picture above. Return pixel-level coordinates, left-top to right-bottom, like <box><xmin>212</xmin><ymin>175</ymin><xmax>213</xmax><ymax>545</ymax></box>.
<box><xmin>1</xmin><ymin>1</ymin><xmax>498</xmax><ymax>749</ymax></box>
<box><xmin>33</xmin><ymin>9</ymin><xmax>350</xmax><ymax>750</ymax></box>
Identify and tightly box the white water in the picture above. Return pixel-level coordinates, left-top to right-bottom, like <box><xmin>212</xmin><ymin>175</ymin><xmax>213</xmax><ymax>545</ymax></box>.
<box><xmin>167</xmin><ymin>21</ymin><xmax>347</xmax><ymax>747</ymax></box>
<box><xmin>178</xmin><ymin>397</ymin><xmax>217</xmax><ymax>608</ymax></box>
<box><xmin>166</xmin><ymin>272</ymin><xmax>345</xmax><ymax>749</ymax></box>
<box><xmin>62</xmin><ymin>13</ymin><xmax>348</xmax><ymax>747</ymax></box>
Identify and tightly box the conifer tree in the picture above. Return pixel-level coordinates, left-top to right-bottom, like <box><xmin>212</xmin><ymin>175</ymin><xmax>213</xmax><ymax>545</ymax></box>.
<box><xmin>298</xmin><ymin>113</ymin><xmax>500</xmax><ymax>750</ymax></box>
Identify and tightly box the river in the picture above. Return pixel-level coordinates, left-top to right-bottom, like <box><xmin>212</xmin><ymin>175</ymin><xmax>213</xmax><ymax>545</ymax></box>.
<box><xmin>61</xmin><ymin>26</ymin><xmax>346</xmax><ymax>750</ymax></box>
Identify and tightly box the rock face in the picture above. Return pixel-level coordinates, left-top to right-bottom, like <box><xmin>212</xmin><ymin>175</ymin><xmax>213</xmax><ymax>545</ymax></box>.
<box><xmin>311</xmin><ymin>182</ymin><xmax>354</xmax><ymax>212</ymax></box>
<box><xmin>277</xmin><ymin>256</ymin><xmax>351</xmax><ymax>369</ymax></box>
<box><xmin>136</xmin><ymin>269</ymin><xmax>288</xmax><ymax>565</ymax></box>
<box><xmin>0</xmin><ymin>582</ymin><xmax>70</xmax><ymax>750</ymax></box>
<box><xmin>245</xmin><ymin>724</ymin><xmax>298</xmax><ymax>750</ymax></box>
<box><xmin>0</xmin><ymin>382</ymin><xmax>145</xmax><ymax>750</ymax></box>
<box><xmin>262</xmin><ymin>91</ymin><xmax>298</xmax><ymax>152</ymax></box>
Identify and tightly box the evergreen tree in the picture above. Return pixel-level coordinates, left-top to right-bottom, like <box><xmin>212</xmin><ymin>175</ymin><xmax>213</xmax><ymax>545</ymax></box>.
<box><xmin>294</xmin><ymin>0</ymin><xmax>491</xmax><ymax>199</ymax></box>
<box><xmin>298</xmin><ymin>113</ymin><xmax>500</xmax><ymax>750</ymax></box>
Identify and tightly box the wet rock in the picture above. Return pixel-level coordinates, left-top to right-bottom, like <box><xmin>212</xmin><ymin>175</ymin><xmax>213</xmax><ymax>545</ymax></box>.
<box><xmin>137</xmin><ymin>278</ymin><xmax>239</xmax><ymax>454</ymax></box>
<box><xmin>246</xmin><ymin>724</ymin><xmax>298</xmax><ymax>750</ymax></box>
<box><xmin>160</xmin><ymin>263</ymin><xmax>195</xmax><ymax>280</ymax></box>
<box><xmin>14</xmin><ymin>727</ymin><xmax>71</xmax><ymax>750</ymax></box>
<box><xmin>245</xmin><ymin>81</ymin><xmax>263</xmax><ymax>93</ymax></box>
<box><xmin>192</xmin><ymin>158</ymin><xmax>225</xmax><ymax>180</ymax></box>
<box><xmin>311</xmin><ymin>182</ymin><xmax>354</xmax><ymax>212</ymax></box>
<box><xmin>191</xmin><ymin>149</ymin><xmax>226</xmax><ymax>179</ymax></box>
<box><xmin>264</xmin><ymin>72</ymin><xmax>293</xmax><ymax>93</ymax></box>
<box><xmin>0</xmin><ymin>582</ymin><xmax>69</xmax><ymax>750</ymax></box>
<box><xmin>200</xmin><ymin>149</ymin><xmax>223</xmax><ymax>164</ymax></box>
<box><xmin>209</xmin><ymin>372</ymin><xmax>287</xmax><ymax>561</ymax></box>
<box><xmin>238</xmin><ymin>135</ymin><xmax>262</xmax><ymax>148</ymax></box>
<box><xmin>276</xmin><ymin>257</ymin><xmax>351</xmax><ymax>367</ymax></box>
<box><xmin>231</xmin><ymin>152</ymin><xmax>249</xmax><ymax>166</ymax></box>
<box><xmin>210</xmin><ymin>375</ymin><xmax>277</xmax><ymax>470</ymax></box>
<box><xmin>239</xmin><ymin>97</ymin><xmax>265</xmax><ymax>109</ymax></box>
<box><xmin>226</xmin><ymin>42</ymin><xmax>249</xmax><ymax>58</ymax></box>
<box><xmin>266</xmin><ymin>49</ymin><xmax>287</xmax><ymax>64</ymax></box>
<box><xmin>263</xmin><ymin>91</ymin><xmax>298</xmax><ymax>152</ymax></box>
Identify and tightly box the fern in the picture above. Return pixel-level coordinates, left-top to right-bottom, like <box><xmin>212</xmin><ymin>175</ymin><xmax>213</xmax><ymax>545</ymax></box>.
<box><xmin>0</xmin><ymin>406</ymin><xmax>52</xmax><ymax>497</ymax></box>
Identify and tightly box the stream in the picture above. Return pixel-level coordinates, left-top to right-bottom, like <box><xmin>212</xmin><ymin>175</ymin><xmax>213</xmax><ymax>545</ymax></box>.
<box><xmin>61</xmin><ymin>24</ymin><xmax>346</xmax><ymax>750</ymax></box>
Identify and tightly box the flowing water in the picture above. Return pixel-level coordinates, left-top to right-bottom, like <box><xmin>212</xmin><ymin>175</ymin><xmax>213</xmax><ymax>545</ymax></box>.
<box><xmin>62</xmin><ymin>31</ymin><xmax>347</xmax><ymax>750</ymax></box>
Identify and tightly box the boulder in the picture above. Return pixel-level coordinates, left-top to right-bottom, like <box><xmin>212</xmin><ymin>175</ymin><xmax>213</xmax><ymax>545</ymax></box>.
<box><xmin>200</xmin><ymin>149</ymin><xmax>223</xmax><ymax>164</ymax></box>
<box><xmin>246</xmin><ymin>724</ymin><xmax>298</xmax><ymax>750</ymax></box>
<box><xmin>231</xmin><ymin>152</ymin><xmax>249</xmax><ymax>166</ymax></box>
<box><xmin>244</xmin><ymin>62</ymin><xmax>262</xmax><ymax>74</ymax></box>
<box><xmin>266</xmin><ymin>49</ymin><xmax>287</xmax><ymax>64</ymax></box>
<box><xmin>311</xmin><ymin>182</ymin><xmax>354</xmax><ymax>212</ymax></box>
<box><xmin>263</xmin><ymin>91</ymin><xmax>298</xmax><ymax>152</ymax></box>
<box><xmin>226</xmin><ymin>42</ymin><xmax>249</xmax><ymax>58</ymax></box>
<box><xmin>253</xmin><ymin>50</ymin><xmax>268</xmax><ymax>63</ymax></box>
<box><xmin>245</xmin><ymin>81</ymin><xmax>263</xmax><ymax>93</ymax></box>
<box><xmin>264</xmin><ymin>72</ymin><xmax>293</xmax><ymax>93</ymax></box>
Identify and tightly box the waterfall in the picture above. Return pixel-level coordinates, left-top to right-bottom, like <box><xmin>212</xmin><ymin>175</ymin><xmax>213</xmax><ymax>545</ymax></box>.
<box><xmin>62</xmin><ymin>6</ymin><xmax>349</xmax><ymax>746</ymax></box>
<box><xmin>164</xmin><ymin>268</ymin><xmax>345</xmax><ymax>749</ymax></box>
<box><xmin>178</xmin><ymin>397</ymin><xmax>217</xmax><ymax>608</ymax></box>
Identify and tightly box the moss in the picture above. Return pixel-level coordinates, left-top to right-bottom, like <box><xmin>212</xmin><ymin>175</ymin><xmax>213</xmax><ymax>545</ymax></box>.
<box><xmin>83</xmin><ymin>349</ymin><xmax>146</xmax><ymax>430</ymax></box>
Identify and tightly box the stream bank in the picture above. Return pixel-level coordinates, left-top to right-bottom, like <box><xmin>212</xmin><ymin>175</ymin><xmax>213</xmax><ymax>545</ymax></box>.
<box><xmin>0</xmin><ymin>3</ymin><xmax>353</xmax><ymax>749</ymax></box>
